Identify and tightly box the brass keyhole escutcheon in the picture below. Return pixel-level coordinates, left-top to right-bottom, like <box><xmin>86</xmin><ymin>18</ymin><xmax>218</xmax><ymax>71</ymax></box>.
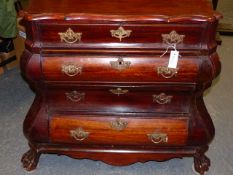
<box><xmin>110</xmin><ymin>57</ymin><xmax>131</xmax><ymax>71</ymax></box>
<box><xmin>110</xmin><ymin>118</ymin><xmax>128</xmax><ymax>131</ymax></box>
<box><xmin>109</xmin><ymin>88</ymin><xmax>129</xmax><ymax>96</ymax></box>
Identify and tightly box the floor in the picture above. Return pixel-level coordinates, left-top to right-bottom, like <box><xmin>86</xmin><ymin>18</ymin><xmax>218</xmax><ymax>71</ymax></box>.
<box><xmin>217</xmin><ymin>0</ymin><xmax>233</xmax><ymax>24</ymax></box>
<box><xmin>0</xmin><ymin>1</ymin><xmax>233</xmax><ymax>175</ymax></box>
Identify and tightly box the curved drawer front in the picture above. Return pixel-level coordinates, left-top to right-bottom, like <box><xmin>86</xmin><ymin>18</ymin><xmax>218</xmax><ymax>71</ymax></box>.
<box><xmin>50</xmin><ymin>116</ymin><xmax>189</xmax><ymax>146</ymax></box>
<box><xmin>47</xmin><ymin>85</ymin><xmax>193</xmax><ymax>114</ymax></box>
<box><xmin>37</xmin><ymin>22</ymin><xmax>204</xmax><ymax>50</ymax></box>
<box><xmin>42</xmin><ymin>55</ymin><xmax>199</xmax><ymax>82</ymax></box>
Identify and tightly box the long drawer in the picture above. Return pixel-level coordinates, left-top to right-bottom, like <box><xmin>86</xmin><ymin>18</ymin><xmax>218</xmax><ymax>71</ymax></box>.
<box><xmin>37</xmin><ymin>22</ymin><xmax>205</xmax><ymax>50</ymax></box>
<box><xmin>47</xmin><ymin>85</ymin><xmax>194</xmax><ymax>114</ymax></box>
<box><xmin>42</xmin><ymin>55</ymin><xmax>200</xmax><ymax>82</ymax></box>
<box><xmin>50</xmin><ymin>115</ymin><xmax>189</xmax><ymax>146</ymax></box>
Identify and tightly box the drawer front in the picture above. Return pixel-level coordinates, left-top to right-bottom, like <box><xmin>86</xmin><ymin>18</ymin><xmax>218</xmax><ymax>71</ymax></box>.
<box><xmin>38</xmin><ymin>22</ymin><xmax>204</xmax><ymax>50</ymax></box>
<box><xmin>50</xmin><ymin>116</ymin><xmax>189</xmax><ymax>146</ymax></box>
<box><xmin>47</xmin><ymin>85</ymin><xmax>193</xmax><ymax>114</ymax></box>
<box><xmin>42</xmin><ymin>55</ymin><xmax>199</xmax><ymax>82</ymax></box>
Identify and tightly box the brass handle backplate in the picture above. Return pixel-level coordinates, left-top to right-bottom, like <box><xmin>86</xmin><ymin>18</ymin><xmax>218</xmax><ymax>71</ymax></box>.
<box><xmin>58</xmin><ymin>28</ymin><xmax>82</xmax><ymax>44</ymax></box>
<box><xmin>157</xmin><ymin>66</ymin><xmax>178</xmax><ymax>79</ymax></box>
<box><xmin>147</xmin><ymin>133</ymin><xmax>168</xmax><ymax>144</ymax></box>
<box><xmin>162</xmin><ymin>30</ymin><xmax>185</xmax><ymax>45</ymax></box>
<box><xmin>152</xmin><ymin>93</ymin><xmax>173</xmax><ymax>105</ymax></box>
<box><xmin>109</xmin><ymin>88</ymin><xmax>129</xmax><ymax>96</ymax></box>
<box><xmin>110</xmin><ymin>57</ymin><xmax>131</xmax><ymax>71</ymax></box>
<box><xmin>110</xmin><ymin>118</ymin><xmax>128</xmax><ymax>131</ymax></box>
<box><xmin>62</xmin><ymin>63</ymin><xmax>82</xmax><ymax>77</ymax></box>
<box><xmin>65</xmin><ymin>91</ymin><xmax>85</xmax><ymax>103</ymax></box>
<box><xmin>110</xmin><ymin>26</ymin><xmax>132</xmax><ymax>42</ymax></box>
<box><xmin>70</xmin><ymin>127</ymin><xmax>89</xmax><ymax>141</ymax></box>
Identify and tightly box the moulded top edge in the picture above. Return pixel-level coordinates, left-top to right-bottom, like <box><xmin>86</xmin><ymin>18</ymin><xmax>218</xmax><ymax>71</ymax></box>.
<box><xmin>20</xmin><ymin>12</ymin><xmax>222</xmax><ymax>23</ymax></box>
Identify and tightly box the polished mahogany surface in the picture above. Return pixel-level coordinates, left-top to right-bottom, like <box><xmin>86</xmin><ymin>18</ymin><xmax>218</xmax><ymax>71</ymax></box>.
<box><xmin>20</xmin><ymin>0</ymin><xmax>221</xmax><ymax>174</ymax></box>
<box><xmin>38</xmin><ymin>23</ymin><xmax>205</xmax><ymax>50</ymax></box>
<box><xmin>47</xmin><ymin>85</ymin><xmax>193</xmax><ymax>114</ymax></box>
<box><xmin>50</xmin><ymin>116</ymin><xmax>189</xmax><ymax>146</ymax></box>
<box><xmin>25</xmin><ymin>0</ymin><xmax>215</xmax><ymax>18</ymax></box>
<box><xmin>42</xmin><ymin>55</ymin><xmax>200</xmax><ymax>82</ymax></box>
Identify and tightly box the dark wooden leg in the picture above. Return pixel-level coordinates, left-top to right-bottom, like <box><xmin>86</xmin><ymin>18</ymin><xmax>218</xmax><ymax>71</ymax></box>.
<box><xmin>212</xmin><ymin>0</ymin><xmax>218</xmax><ymax>10</ymax></box>
<box><xmin>193</xmin><ymin>147</ymin><xmax>210</xmax><ymax>175</ymax></box>
<box><xmin>21</xmin><ymin>146</ymin><xmax>41</xmax><ymax>171</ymax></box>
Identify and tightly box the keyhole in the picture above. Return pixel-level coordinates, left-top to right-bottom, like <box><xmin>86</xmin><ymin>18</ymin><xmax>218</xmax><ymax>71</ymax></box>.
<box><xmin>119</xmin><ymin>61</ymin><xmax>122</xmax><ymax>65</ymax></box>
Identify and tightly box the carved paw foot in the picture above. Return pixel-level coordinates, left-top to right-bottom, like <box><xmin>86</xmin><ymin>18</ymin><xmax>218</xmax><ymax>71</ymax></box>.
<box><xmin>21</xmin><ymin>149</ymin><xmax>40</xmax><ymax>171</ymax></box>
<box><xmin>193</xmin><ymin>149</ymin><xmax>210</xmax><ymax>175</ymax></box>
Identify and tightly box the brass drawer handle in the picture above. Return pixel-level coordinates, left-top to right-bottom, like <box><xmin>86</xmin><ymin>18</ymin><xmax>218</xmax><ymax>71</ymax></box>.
<box><xmin>157</xmin><ymin>66</ymin><xmax>178</xmax><ymax>79</ymax></box>
<box><xmin>110</xmin><ymin>57</ymin><xmax>131</xmax><ymax>71</ymax></box>
<box><xmin>110</xmin><ymin>118</ymin><xmax>128</xmax><ymax>131</ymax></box>
<box><xmin>58</xmin><ymin>28</ymin><xmax>82</xmax><ymax>44</ymax></box>
<box><xmin>162</xmin><ymin>30</ymin><xmax>185</xmax><ymax>45</ymax></box>
<box><xmin>65</xmin><ymin>91</ymin><xmax>85</xmax><ymax>103</ymax></box>
<box><xmin>148</xmin><ymin>133</ymin><xmax>168</xmax><ymax>144</ymax></box>
<box><xmin>70</xmin><ymin>127</ymin><xmax>89</xmax><ymax>141</ymax></box>
<box><xmin>109</xmin><ymin>88</ymin><xmax>129</xmax><ymax>96</ymax></box>
<box><xmin>152</xmin><ymin>93</ymin><xmax>173</xmax><ymax>104</ymax></box>
<box><xmin>110</xmin><ymin>26</ymin><xmax>132</xmax><ymax>42</ymax></box>
<box><xmin>62</xmin><ymin>63</ymin><xmax>82</xmax><ymax>77</ymax></box>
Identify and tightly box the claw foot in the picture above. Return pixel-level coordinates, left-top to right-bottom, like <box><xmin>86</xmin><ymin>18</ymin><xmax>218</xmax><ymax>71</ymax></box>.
<box><xmin>193</xmin><ymin>148</ymin><xmax>210</xmax><ymax>175</ymax></box>
<box><xmin>21</xmin><ymin>149</ymin><xmax>40</xmax><ymax>171</ymax></box>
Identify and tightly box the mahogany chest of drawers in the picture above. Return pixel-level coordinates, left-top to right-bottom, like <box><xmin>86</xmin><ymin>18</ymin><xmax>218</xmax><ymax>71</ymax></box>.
<box><xmin>20</xmin><ymin>0</ymin><xmax>222</xmax><ymax>174</ymax></box>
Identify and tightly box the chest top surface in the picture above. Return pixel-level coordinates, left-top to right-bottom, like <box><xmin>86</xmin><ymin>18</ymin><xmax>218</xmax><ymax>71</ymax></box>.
<box><xmin>23</xmin><ymin>0</ymin><xmax>220</xmax><ymax>22</ymax></box>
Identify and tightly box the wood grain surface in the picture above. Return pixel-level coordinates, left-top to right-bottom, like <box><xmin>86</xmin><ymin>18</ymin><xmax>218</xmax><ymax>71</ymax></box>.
<box><xmin>50</xmin><ymin>116</ymin><xmax>189</xmax><ymax>146</ymax></box>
